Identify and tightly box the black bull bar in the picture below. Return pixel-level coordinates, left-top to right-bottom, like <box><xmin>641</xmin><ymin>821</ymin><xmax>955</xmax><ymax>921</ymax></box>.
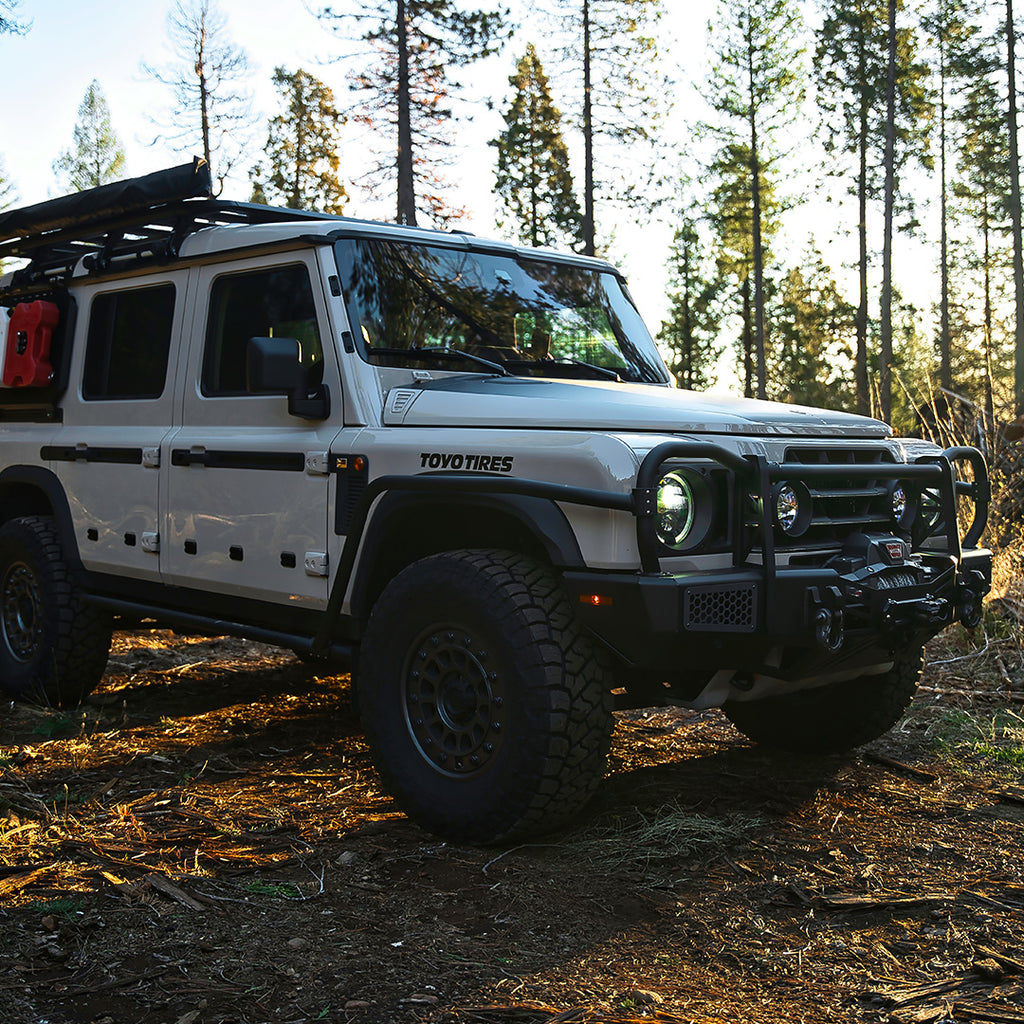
<box><xmin>312</xmin><ymin>441</ymin><xmax>990</xmax><ymax>653</ymax></box>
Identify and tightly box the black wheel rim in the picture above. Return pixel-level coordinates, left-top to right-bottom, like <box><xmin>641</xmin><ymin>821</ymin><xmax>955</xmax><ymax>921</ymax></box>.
<box><xmin>2</xmin><ymin>561</ymin><xmax>42</xmax><ymax>663</ymax></box>
<box><xmin>402</xmin><ymin>625</ymin><xmax>504</xmax><ymax>778</ymax></box>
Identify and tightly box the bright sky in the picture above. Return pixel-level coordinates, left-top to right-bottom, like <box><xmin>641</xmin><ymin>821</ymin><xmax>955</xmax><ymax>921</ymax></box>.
<box><xmin>0</xmin><ymin>1</ymin><xmax>719</xmax><ymax>333</ymax></box>
<box><xmin>0</xmin><ymin>1</ymin><xmax>934</xmax><ymax>394</ymax></box>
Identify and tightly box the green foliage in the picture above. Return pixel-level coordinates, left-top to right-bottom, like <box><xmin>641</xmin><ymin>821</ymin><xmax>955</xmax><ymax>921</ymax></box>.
<box><xmin>52</xmin><ymin>80</ymin><xmax>126</xmax><ymax>192</ymax></box>
<box><xmin>492</xmin><ymin>44</ymin><xmax>582</xmax><ymax>250</ymax></box>
<box><xmin>250</xmin><ymin>67</ymin><xmax>347</xmax><ymax>215</ymax></box>
<box><xmin>657</xmin><ymin>220</ymin><xmax>724</xmax><ymax>390</ymax></box>
<box><xmin>768</xmin><ymin>252</ymin><xmax>857</xmax><ymax>410</ymax></box>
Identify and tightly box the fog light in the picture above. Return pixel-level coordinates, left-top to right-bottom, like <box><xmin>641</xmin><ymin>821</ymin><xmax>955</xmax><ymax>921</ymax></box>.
<box><xmin>773</xmin><ymin>480</ymin><xmax>811</xmax><ymax>537</ymax></box>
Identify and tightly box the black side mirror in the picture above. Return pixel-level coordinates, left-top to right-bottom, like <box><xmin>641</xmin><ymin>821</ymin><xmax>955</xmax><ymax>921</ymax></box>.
<box><xmin>246</xmin><ymin>336</ymin><xmax>330</xmax><ymax>420</ymax></box>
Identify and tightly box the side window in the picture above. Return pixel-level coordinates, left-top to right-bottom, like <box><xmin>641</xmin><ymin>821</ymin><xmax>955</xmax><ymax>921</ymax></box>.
<box><xmin>202</xmin><ymin>264</ymin><xmax>324</xmax><ymax>396</ymax></box>
<box><xmin>82</xmin><ymin>284</ymin><xmax>176</xmax><ymax>400</ymax></box>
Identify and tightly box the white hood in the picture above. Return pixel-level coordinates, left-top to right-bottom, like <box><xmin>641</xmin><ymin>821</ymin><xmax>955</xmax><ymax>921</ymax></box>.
<box><xmin>382</xmin><ymin>376</ymin><xmax>891</xmax><ymax>438</ymax></box>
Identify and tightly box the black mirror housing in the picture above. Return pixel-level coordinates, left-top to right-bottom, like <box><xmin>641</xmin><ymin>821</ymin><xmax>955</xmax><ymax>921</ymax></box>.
<box><xmin>246</xmin><ymin>336</ymin><xmax>330</xmax><ymax>420</ymax></box>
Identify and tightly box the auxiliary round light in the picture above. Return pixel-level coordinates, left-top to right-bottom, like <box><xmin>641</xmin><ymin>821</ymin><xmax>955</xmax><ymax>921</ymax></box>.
<box><xmin>775</xmin><ymin>482</ymin><xmax>800</xmax><ymax>534</ymax></box>
<box><xmin>891</xmin><ymin>483</ymin><xmax>907</xmax><ymax>522</ymax></box>
<box><xmin>655</xmin><ymin>470</ymin><xmax>695</xmax><ymax>548</ymax></box>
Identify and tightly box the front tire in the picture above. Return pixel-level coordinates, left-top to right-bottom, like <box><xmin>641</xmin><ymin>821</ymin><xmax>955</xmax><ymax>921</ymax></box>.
<box><xmin>357</xmin><ymin>550</ymin><xmax>614</xmax><ymax>844</ymax></box>
<box><xmin>0</xmin><ymin>516</ymin><xmax>112</xmax><ymax>707</ymax></box>
<box><xmin>722</xmin><ymin>649</ymin><xmax>924</xmax><ymax>754</ymax></box>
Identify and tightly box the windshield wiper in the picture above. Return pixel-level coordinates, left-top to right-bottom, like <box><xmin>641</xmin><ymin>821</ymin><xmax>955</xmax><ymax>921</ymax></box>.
<box><xmin>368</xmin><ymin>345</ymin><xmax>511</xmax><ymax>376</ymax></box>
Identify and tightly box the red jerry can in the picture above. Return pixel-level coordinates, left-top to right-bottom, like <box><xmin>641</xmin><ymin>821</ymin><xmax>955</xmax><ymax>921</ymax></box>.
<box><xmin>3</xmin><ymin>300</ymin><xmax>58</xmax><ymax>387</ymax></box>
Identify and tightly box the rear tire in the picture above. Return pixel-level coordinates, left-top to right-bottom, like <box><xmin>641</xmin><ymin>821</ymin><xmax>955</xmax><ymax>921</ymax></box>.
<box><xmin>357</xmin><ymin>550</ymin><xmax>614</xmax><ymax>844</ymax></box>
<box><xmin>0</xmin><ymin>516</ymin><xmax>112</xmax><ymax>707</ymax></box>
<box><xmin>722</xmin><ymin>649</ymin><xmax>923</xmax><ymax>754</ymax></box>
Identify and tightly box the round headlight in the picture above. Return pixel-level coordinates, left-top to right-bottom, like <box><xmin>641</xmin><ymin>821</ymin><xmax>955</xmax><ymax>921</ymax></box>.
<box><xmin>775</xmin><ymin>482</ymin><xmax>800</xmax><ymax>534</ymax></box>
<box><xmin>656</xmin><ymin>471</ymin><xmax>695</xmax><ymax>548</ymax></box>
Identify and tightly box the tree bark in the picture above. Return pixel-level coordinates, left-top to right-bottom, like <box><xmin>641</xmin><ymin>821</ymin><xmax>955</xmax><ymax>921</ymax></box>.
<box><xmin>938</xmin><ymin>11</ymin><xmax>952</xmax><ymax>394</ymax></box>
<box><xmin>855</xmin><ymin>29</ymin><xmax>871</xmax><ymax>417</ymax></box>
<box><xmin>396</xmin><ymin>0</ymin><xmax>416</xmax><ymax>225</ymax></box>
<box><xmin>1007</xmin><ymin>0</ymin><xmax>1024</xmax><ymax>416</ymax></box>
<box><xmin>879</xmin><ymin>0</ymin><xmax>897</xmax><ymax>423</ymax></box>
<box><xmin>582</xmin><ymin>0</ymin><xmax>595</xmax><ymax>255</ymax></box>
<box><xmin>747</xmin><ymin>25</ymin><xmax>767</xmax><ymax>401</ymax></box>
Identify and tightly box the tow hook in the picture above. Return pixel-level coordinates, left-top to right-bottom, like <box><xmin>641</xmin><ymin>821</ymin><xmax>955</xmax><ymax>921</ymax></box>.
<box><xmin>810</xmin><ymin>585</ymin><xmax>845</xmax><ymax>652</ymax></box>
<box><xmin>883</xmin><ymin>597</ymin><xmax>948</xmax><ymax>629</ymax></box>
<box><xmin>956</xmin><ymin>570</ymin><xmax>987</xmax><ymax>629</ymax></box>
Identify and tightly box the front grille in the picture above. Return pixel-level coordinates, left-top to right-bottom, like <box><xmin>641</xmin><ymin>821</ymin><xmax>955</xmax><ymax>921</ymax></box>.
<box><xmin>779</xmin><ymin>447</ymin><xmax>899</xmax><ymax>549</ymax></box>
<box><xmin>684</xmin><ymin>583</ymin><xmax>757</xmax><ymax>632</ymax></box>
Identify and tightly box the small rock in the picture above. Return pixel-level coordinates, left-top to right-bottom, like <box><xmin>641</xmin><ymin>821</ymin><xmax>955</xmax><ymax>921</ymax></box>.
<box><xmin>287</xmin><ymin>937</ymin><xmax>308</xmax><ymax>950</ymax></box>
<box><xmin>40</xmin><ymin>915</ymin><xmax>57</xmax><ymax>932</ymax></box>
<box><xmin>972</xmin><ymin>958</ymin><xmax>1004</xmax><ymax>982</ymax></box>
<box><xmin>629</xmin><ymin>989</ymin><xmax>664</xmax><ymax>1005</ymax></box>
<box><xmin>344</xmin><ymin>1000</ymin><xmax>371</xmax><ymax>1011</ymax></box>
<box><xmin>406</xmin><ymin>993</ymin><xmax>439</xmax><ymax>1005</ymax></box>
<box><xmin>336</xmin><ymin>851</ymin><xmax>358</xmax><ymax>867</ymax></box>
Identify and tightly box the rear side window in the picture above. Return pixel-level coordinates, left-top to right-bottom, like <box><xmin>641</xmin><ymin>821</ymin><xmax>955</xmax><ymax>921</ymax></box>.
<box><xmin>202</xmin><ymin>264</ymin><xmax>324</xmax><ymax>396</ymax></box>
<box><xmin>82</xmin><ymin>285</ymin><xmax>176</xmax><ymax>400</ymax></box>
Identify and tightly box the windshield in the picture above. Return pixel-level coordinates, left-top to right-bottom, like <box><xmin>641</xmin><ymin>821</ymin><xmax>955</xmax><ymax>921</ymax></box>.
<box><xmin>334</xmin><ymin>238</ymin><xmax>669</xmax><ymax>384</ymax></box>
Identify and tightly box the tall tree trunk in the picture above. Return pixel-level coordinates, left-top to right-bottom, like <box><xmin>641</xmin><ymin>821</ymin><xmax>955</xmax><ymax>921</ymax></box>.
<box><xmin>198</xmin><ymin>7</ymin><xmax>211</xmax><ymax>170</ymax></box>
<box><xmin>938</xmin><ymin>11</ymin><xmax>952</xmax><ymax>393</ymax></box>
<box><xmin>1008</xmin><ymin>0</ymin><xmax>1024</xmax><ymax>416</ymax></box>
<box><xmin>396</xmin><ymin>0</ymin><xmax>416</xmax><ymax>225</ymax></box>
<box><xmin>856</xmin><ymin>34</ymin><xmax>870</xmax><ymax>416</ymax></box>
<box><xmin>582</xmin><ymin>0</ymin><xmax>595</xmax><ymax>256</ymax></box>
<box><xmin>879</xmin><ymin>0</ymin><xmax>897</xmax><ymax>423</ymax></box>
<box><xmin>983</xmin><ymin>196</ymin><xmax>995</xmax><ymax>437</ymax></box>
<box><xmin>747</xmin><ymin>29</ymin><xmax>767</xmax><ymax>401</ymax></box>
<box><xmin>742</xmin><ymin>276</ymin><xmax>754</xmax><ymax>398</ymax></box>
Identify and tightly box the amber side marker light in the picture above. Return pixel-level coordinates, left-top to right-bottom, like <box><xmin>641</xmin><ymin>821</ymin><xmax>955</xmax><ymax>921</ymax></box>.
<box><xmin>580</xmin><ymin>593</ymin><xmax>613</xmax><ymax>607</ymax></box>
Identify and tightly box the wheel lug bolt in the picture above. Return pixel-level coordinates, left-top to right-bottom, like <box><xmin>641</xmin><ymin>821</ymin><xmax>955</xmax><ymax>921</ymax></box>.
<box><xmin>493</xmin><ymin>697</ymin><xmax>503</xmax><ymax>707</ymax></box>
<box><xmin>492</xmin><ymin>721</ymin><xmax>501</xmax><ymax>731</ymax></box>
<box><xmin>471</xmin><ymin>755</ymin><xmax>479</xmax><ymax>764</ymax></box>
<box><xmin>484</xmin><ymin>743</ymin><xmax>493</xmax><ymax>753</ymax></box>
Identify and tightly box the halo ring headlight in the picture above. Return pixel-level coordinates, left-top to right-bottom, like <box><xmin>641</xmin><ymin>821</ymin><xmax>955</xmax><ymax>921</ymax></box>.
<box><xmin>655</xmin><ymin>470</ymin><xmax>696</xmax><ymax>549</ymax></box>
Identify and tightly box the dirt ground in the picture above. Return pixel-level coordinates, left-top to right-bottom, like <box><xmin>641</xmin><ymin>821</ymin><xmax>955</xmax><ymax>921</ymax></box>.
<box><xmin>2</xmin><ymin>624</ymin><xmax>1024</xmax><ymax>1024</ymax></box>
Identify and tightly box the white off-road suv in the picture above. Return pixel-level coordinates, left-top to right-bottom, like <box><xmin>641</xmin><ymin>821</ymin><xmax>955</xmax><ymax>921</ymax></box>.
<box><xmin>0</xmin><ymin>160</ymin><xmax>991</xmax><ymax>842</ymax></box>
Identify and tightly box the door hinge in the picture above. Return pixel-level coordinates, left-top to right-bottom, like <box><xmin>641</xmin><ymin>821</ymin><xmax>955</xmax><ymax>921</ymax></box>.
<box><xmin>142</xmin><ymin>447</ymin><xmax>161</xmax><ymax>468</ymax></box>
<box><xmin>305</xmin><ymin>451</ymin><xmax>330</xmax><ymax>475</ymax></box>
<box><xmin>304</xmin><ymin>551</ymin><xmax>329</xmax><ymax>577</ymax></box>
<box><xmin>141</xmin><ymin>532</ymin><xmax>160</xmax><ymax>554</ymax></box>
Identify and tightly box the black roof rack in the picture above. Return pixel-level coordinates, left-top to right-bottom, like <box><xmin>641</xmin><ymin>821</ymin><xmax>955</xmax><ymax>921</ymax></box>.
<box><xmin>0</xmin><ymin>158</ymin><xmax>346</xmax><ymax>301</ymax></box>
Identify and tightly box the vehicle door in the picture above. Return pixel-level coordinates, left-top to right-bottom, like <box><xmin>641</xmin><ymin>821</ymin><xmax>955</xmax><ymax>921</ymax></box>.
<box><xmin>161</xmin><ymin>251</ymin><xmax>343</xmax><ymax>608</ymax></box>
<box><xmin>51</xmin><ymin>274</ymin><xmax>187</xmax><ymax>583</ymax></box>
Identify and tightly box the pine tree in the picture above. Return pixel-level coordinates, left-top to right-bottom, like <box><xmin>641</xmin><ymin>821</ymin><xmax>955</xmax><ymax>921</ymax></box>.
<box><xmin>952</xmin><ymin>17</ymin><xmax>1011</xmax><ymax>429</ymax></box>
<box><xmin>1005</xmin><ymin>0</ymin><xmax>1024</xmax><ymax>418</ymax></box>
<box><xmin>554</xmin><ymin>0</ymin><xmax>665</xmax><ymax>256</ymax></box>
<box><xmin>250</xmin><ymin>68</ymin><xmax>348</xmax><ymax>215</ymax></box>
<box><xmin>143</xmin><ymin>0</ymin><xmax>255</xmax><ymax>191</ymax></box>
<box><xmin>656</xmin><ymin>220</ymin><xmax>724</xmax><ymax>391</ymax></box>
<box><xmin>318</xmin><ymin>0</ymin><xmax>505</xmax><ymax>227</ymax></box>
<box><xmin>492</xmin><ymin>44</ymin><xmax>582</xmax><ymax>250</ymax></box>
<box><xmin>705</xmin><ymin>0</ymin><xmax>805</xmax><ymax>401</ymax></box>
<box><xmin>707</xmin><ymin>141</ymin><xmax>782</xmax><ymax>398</ymax></box>
<box><xmin>770</xmin><ymin>252</ymin><xmax>858</xmax><ymax>410</ymax></box>
<box><xmin>52</xmin><ymin>81</ymin><xmax>126</xmax><ymax>192</ymax></box>
<box><xmin>816</xmin><ymin>0</ymin><xmax>932</xmax><ymax>416</ymax></box>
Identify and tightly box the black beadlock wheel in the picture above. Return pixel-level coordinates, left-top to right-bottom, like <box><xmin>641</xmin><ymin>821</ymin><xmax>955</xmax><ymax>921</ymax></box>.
<box><xmin>722</xmin><ymin>648</ymin><xmax>924</xmax><ymax>754</ymax></box>
<box><xmin>357</xmin><ymin>550</ymin><xmax>615</xmax><ymax>844</ymax></box>
<box><xmin>0</xmin><ymin>516</ymin><xmax>112</xmax><ymax>708</ymax></box>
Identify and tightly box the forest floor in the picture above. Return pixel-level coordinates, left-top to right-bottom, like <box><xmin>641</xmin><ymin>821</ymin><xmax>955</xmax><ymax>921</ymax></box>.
<box><xmin>2</xmin><ymin>615</ymin><xmax>1024</xmax><ymax>1024</ymax></box>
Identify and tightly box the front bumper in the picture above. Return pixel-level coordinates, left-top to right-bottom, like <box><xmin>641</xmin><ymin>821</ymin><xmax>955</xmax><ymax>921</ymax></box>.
<box><xmin>563</xmin><ymin>543</ymin><xmax>991</xmax><ymax>693</ymax></box>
